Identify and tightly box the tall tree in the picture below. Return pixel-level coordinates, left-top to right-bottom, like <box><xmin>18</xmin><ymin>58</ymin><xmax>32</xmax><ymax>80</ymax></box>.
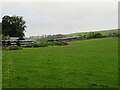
<box><xmin>2</xmin><ymin>15</ymin><xmax>26</xmax><ymax>37</ymax></box>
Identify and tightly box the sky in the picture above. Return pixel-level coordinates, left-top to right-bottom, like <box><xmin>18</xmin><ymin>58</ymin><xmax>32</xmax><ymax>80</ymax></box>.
<box><xmin>1</xmin><ymin>0</ymin><xmax>118</xmax><ymax>37</ymax></box>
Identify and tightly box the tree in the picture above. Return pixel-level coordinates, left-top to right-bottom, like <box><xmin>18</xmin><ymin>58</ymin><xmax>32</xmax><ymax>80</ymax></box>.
<box><xmin>84</xmin><ymin>32</ymin><xmax>103</xmax><ymax>39</ymax></box>
<box><xmin>2</xmin><ymin>15</ymin><xmax>26</xmax><ymax>38</ymax></box>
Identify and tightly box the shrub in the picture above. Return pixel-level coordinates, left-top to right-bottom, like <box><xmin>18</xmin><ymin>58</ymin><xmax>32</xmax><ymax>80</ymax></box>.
<box><xmin>2</xmin><ymin>35</ymin><xmax>10</xmax><ymax>40</ymax></box>
<box><xmin>24</xmin><ymin>45</ymin><xmax>32</xmax><ymax>47</ymax></box>
<box><xmin>93</xmin><ymin>33</ymin><xmax>103</xmax><ymax>38</ymax></box>
<box><xmin>40</xmin><ymin>41</ymin><xmax>68</xmax><ymax>46</ymax></box>
<box><xmin>60</xmin><ymin>42</ymin><xmax>68</xmax><ymax>45</ymax></box>
<box><xmin>9</xmin><ymin>46</ymin><xmax>22</xmax><ymax>50</ymax></box>
<box><xmin>83</xmin><ymin>32</ymin><xmax>103</xmax><ymax>39</ymax></box>
<box><xmin>49</xmin><ymin>41</ymin><xmax>68</xmax><ymax>46</ymax></box>
<box><xmin>108</xmin><ymin>32</ymin><xmax>120</xmax><ymax>37</ymax></box>
<box><xmin>25</xmin><ymin>41</ymin><xmax>68</xmax><ymax>47</ymax></box>
<box><xmin>5</xmin><ymin>35</ymin><xmax>10</xmax><ymax>40</ymax></box>
<box><xmin>47</xmin><ymin>41</ymin><xmax>61</xmax><ymax>46</ymax></box>
<box><xmin>2</xmin><ymin>46</ymin><xmax>22</xmax><ymax>50</ymax></box>
<box><xmin>35</xmin><ymin>34</ymin><xmax>66</xmax><ymax>43</ymax></box>
<box><xmin>2</xmin><ymin>46</ymin><xmax>9</xmax><ymax>50</ymax></box>
<box><xmin>25</xmin><ymin>43</ymin><xmax>47</xmax><ymax>47</ymax></box>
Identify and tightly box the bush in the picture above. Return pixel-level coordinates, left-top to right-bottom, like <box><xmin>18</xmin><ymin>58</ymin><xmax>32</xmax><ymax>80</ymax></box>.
<box><xmin>35</xmin><ymin>34</ymin><xmax>66</xmax><ymax>43</ymax></box>
<box><xmin>2</xmin><ymin>35</ymin><xmax>10</xmax><ymax>40</ymax></box>
<box><xmin>60</xmin><ymin>42</ymin><xmax>68</xmax><ymax>45</ymax></box>
<box><xmin>83</xmin><ymin>32</ymin><xmax>103</xmax><ymax>39</ymax></box>
<box><xmin>108</xmin><ymin>32</ymin><xmax>120</xmax><ymax>37</ymax></box>
<box><xmin>2</xmin><ymin>46</ymin><xmax>9</xmax><ymax>50</ymax></box>
<box><xmin>25</xmin><ymin>43</ymin><xmax>48</xmax><ymax>47</ymax></box>
<box><xmin>25</xmin><ymin>41</ymin><xmax>68</xmax><ymax>47</ymax></box>
<box><xmin>47</xmin><ymin>41</ymin><xmax>61</xmax><ymax>46</ymax></box>
<box><xmin>9</xmin><ymin>46</ymin><xmax>22</xmax><ymax>50</ymax></box>
<box><xmin>5</xmin><ymin>35</ymin><xmax>10</xmax><ymax>40</ymax></box>
<box><xmin>2</xmin><ymin>46</ymin><xmax>22</xmax><ymax>50</ymax></box>
<box><xmin>49</xmin><ymin>41</ymin><xmax>68</xmax><ymax>46</ymax></box>
<box><xmin>40</xmin><ymin>41</ymin><xmax>68</xmax><ymax>46</ymax></box>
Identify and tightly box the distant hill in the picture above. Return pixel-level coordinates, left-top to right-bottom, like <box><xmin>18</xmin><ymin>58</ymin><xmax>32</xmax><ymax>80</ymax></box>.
<box><xmin>27</xmin><ymin>29</ymin><xmax>119</xmax><ymax>40</ymax></box>
<box><xmin>65</xmin><ymin>29</ymin><xmax>119</xmax><ymax>37</ymax></box>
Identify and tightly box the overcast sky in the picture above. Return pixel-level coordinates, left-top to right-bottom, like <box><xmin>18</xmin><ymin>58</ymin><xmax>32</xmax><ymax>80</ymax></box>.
<box><xmin>1</xmin><ymin>1</ymin><xmax>118</xmax><ymax>37</ymax></box>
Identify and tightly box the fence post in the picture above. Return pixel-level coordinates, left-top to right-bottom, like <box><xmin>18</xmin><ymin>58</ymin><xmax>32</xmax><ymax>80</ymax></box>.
<box><xmin>16</xmin><ymin>40</ymin><xmax>21</xmax><ymax>46</ymax></box>
<box><xmin>7</xmin><ymin>41</ymin><xmax>11</xmax><ymax>46</ymax></box>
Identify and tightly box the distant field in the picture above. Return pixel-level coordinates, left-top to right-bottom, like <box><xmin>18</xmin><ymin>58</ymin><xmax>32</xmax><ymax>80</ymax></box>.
<box><xmin>66</xmin><ymin>29</ymin><xmax>119</xmax><ymax>37</ymax></box>
<box><xmin>26</xmin><ymin>29</ymin><xmax>119</xmax><ymax>40</ymax></box>
<box><xmin>2</xmin><ymin>37</ymin><xmax>118</xmax><ymax>88</ymax></box>
<box><xmin>26</xmin><ymin>38</ymin><xmax>39</xmax><ymax>41</ymax></box>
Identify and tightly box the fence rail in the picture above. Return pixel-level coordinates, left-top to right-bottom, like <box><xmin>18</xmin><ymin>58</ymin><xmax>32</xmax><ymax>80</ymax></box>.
<box><xmin>48</xmin><ymin>36</ymin><xmax>85</xmax><ymax>42</ymax></box>
<box><xmin>0</xmin><ymin>40</ymin><xmax>37</xmax><ymax>46</ymax></box>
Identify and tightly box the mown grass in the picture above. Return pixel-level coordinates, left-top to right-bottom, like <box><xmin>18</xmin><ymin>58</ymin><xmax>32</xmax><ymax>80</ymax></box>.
<box><xmin>2</xmin><ymin>37</ymin><xmax>118</xmax><ymax>88</ymax></box>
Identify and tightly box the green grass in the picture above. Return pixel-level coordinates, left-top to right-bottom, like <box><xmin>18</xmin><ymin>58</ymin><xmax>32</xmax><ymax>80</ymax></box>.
<box><xmin>25</xmin><ymin>36</ymin><xmax>41</xmax><ymax>40</ymax></box>
<box><xmin>2</xmin><ymin>37</ymin><xmax>118</xmax><ymax>88</ymax></box>
<box><xmin>66</xmin><ymin>29</ymin><xmax>119</xmax><ymax>37</ymax></box>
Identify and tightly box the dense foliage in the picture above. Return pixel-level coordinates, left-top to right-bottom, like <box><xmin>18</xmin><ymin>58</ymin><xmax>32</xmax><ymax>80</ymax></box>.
<box><xmin>107</xmin><ymin>32</ymin><xmax>120</xmax><ymax>37</ymax></box>
<box><xmin>1</xmin><ymin>34</ymin><xmax>10</xmax><ymax>40</ymax></box>
<box><xmin>82</xmin><ymin>31</ymin><xmax>120</xmax><ymax>39</ymax></box>
<box><xmin>83</xmin><ymin>32</ymin><xmax>104</xmax><ymax>39</ymax></box>
<box><xmin>25</xmin><ymin>41</ymin><xmax>68</xmax><ymax>47</ymax></box>
<box><xmin>2</xmin><ymin>46</ymin><xmax>22</xmax><ymax>50</ymax></box>
<box><xmin>28</xmin><ymin>34</ymin><xmax>66</xmax><ymax>42</ymax></box>
<box><xmin>2</xmin><ymin>15</ymin><xmax>26</xmax><ymax>38</ymax></box>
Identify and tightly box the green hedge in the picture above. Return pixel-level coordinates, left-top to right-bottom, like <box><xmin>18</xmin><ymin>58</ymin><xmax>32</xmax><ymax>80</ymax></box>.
<box><xmin>2</xmin><ymin>46</ymin><xmax>22</xmax><ymax>50</ymax></box>
<box><xmin>25</xmin><ymin>41</ymin><xmax>68</xmax><ymax>47</ymax></box>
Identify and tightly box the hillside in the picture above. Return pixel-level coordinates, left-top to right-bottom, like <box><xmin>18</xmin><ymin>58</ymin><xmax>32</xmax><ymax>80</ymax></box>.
<box><xmin>26</xmin><ymin>29</ymin><xmax>119</xmax><ymax>40</ymax></box>
<box><xmin>66</xmin><ymin>29</ymin><xmax>119</xmax><ymax>37</ymax></box>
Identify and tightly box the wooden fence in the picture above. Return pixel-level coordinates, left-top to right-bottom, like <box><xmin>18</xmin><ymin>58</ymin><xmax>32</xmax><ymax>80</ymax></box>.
<box><xmin>48</xmin><ymin>36</ymin><xmax>85</xmax><ymax>42</ymax></box>
<box><xmin>1</xmin><ymin>40</ymin><xmax>37</xmax><ymax>46</ymax></box>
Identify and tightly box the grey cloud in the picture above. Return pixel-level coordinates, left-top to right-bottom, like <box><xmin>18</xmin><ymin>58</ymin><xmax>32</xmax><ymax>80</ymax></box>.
<box><xmin>1</xmin><ymin>2</ymin><xmax>118</xmax><ymax>37</ymax></box>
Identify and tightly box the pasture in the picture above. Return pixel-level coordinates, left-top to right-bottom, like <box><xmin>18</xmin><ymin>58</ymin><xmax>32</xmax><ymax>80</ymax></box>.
<box><xmin>2</xmin><ymin>37</ymin><xmax>118</xmax><ymax>88</ymax></box>
<box><xmin>66</xmin><ymin>29</ymin><xmax>119</xmax><ymax>37</ymax></box>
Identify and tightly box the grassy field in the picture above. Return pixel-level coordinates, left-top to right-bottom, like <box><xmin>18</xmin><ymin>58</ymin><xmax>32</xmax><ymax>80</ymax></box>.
<box><xmin>2</xmin><ymin>37</ymin><xmax>118</xmax><ymax>88</ymax></box>
<box><xmin>66</xmin><ymin>29</ymin><xmax>119</xmax><ymax>37</ymax></box>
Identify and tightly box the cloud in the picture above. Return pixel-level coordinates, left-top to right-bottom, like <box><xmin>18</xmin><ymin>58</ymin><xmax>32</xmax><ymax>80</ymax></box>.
<box><xmin>1</xmin><ymin>2</ymin><xmax>118</xmax><ymax>37</ymax></box>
